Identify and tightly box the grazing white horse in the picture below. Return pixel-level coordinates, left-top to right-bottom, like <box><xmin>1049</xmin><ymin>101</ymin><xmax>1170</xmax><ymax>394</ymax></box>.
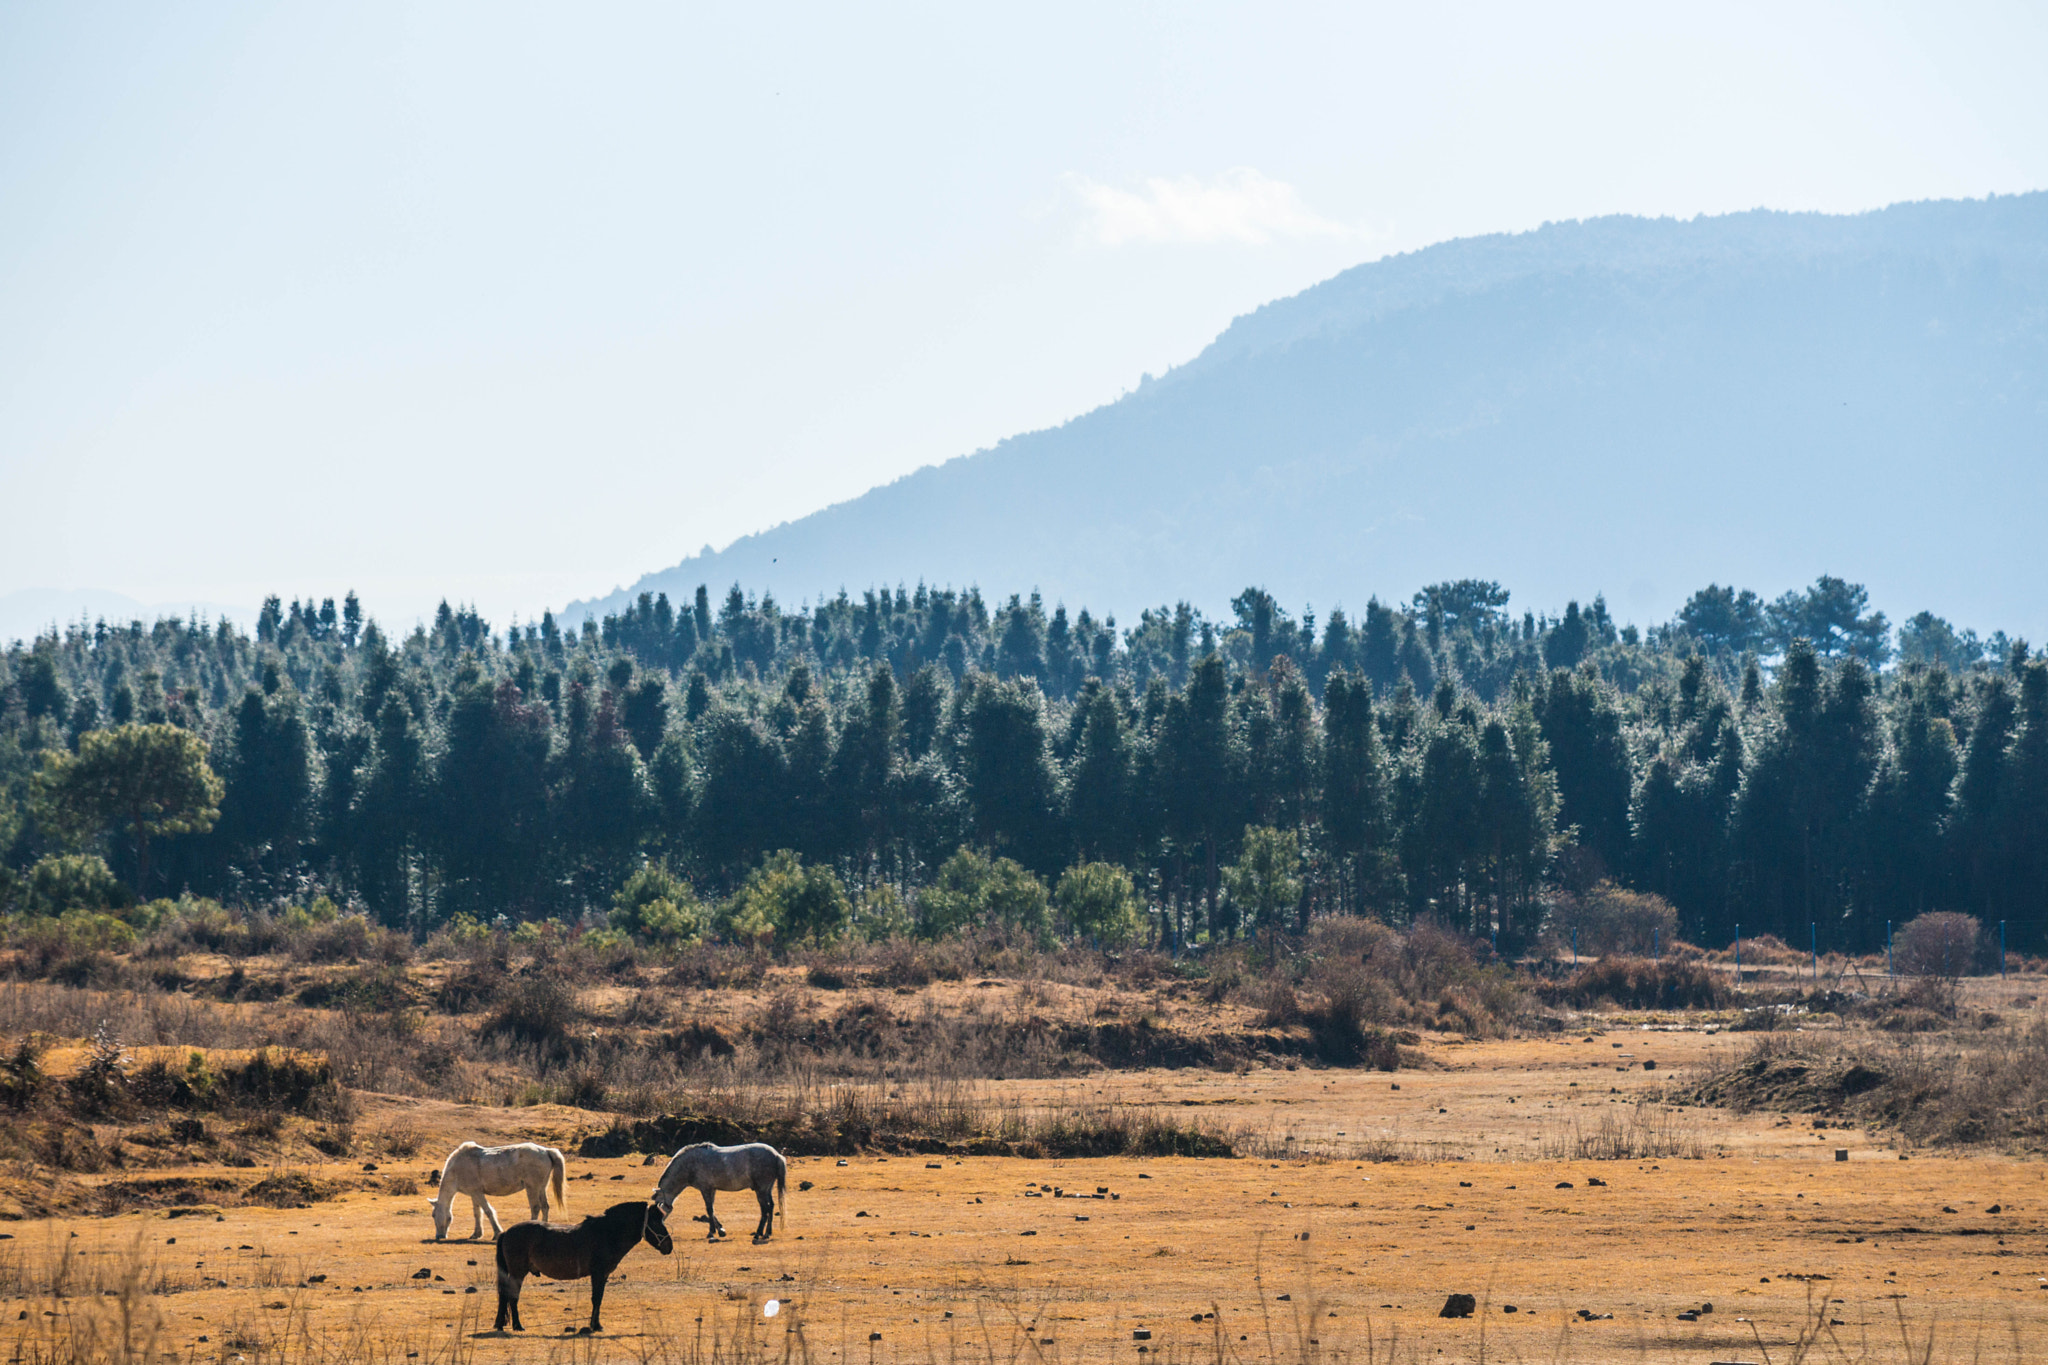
<box><xmin>649</xmin><ymin>1141</ymin><xmax>787</xmax><ymax>1241</ymax></box>
<box><xmin>430</xmin><ymin>1141</ymin><xmax>568</xmax><ymax>1241</ymax></box>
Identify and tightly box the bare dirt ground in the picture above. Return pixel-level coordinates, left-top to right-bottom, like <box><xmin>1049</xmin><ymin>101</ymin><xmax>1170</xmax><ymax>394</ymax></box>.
<box><xmin>6</xmin><ymin>1023</ymin><xmax>2044</xmax><ymax>1364</ymax></box>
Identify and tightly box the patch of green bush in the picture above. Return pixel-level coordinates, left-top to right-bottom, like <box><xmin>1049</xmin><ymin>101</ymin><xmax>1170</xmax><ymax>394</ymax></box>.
<box><xmin>720</xmin><ymin>850</ymin><xmax>850</xmax><ymax>946</ymax></box>
<box><xmin>20</xmin><ymin>854</ymin><xmax>133</xmax><ymax>917</ymax></box>
<box><xmin>611</xmin><ymin>863</ymin><xmax>706</xmax><ymax>945</ymax></box>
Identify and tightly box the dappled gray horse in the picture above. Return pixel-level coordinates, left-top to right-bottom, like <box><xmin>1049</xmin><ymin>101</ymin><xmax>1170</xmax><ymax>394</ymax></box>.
<box><xmin>650</xmin><ymin>1141</ymin><xmax>787</xmax><ymax>1241</ymax></box>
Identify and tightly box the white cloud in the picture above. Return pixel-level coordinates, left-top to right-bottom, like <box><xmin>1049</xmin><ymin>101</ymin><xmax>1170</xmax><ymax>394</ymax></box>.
<box><xmin>1068</xmin><ymin>168</ymin><xmax>1352</xmax><ymax>246</ymax></box>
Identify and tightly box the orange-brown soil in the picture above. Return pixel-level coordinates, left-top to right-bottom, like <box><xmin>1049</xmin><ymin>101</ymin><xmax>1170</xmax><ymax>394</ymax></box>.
<box><xmin>5</xmin><ymin>1029</ymin><xmax>2044</xmax><ymax>1363</ymax></box>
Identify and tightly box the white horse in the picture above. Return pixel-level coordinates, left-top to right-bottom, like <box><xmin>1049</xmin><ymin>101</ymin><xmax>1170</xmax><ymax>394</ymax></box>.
<box><xmin>649</xmin><ymin>1141</ymin><xmax>787</xmax><ymax>1241</ymax></box>
<box><xmin>430</xmin><ymin>1141</ymin><xmax>568</xmax><ymax>1241</ymax></box>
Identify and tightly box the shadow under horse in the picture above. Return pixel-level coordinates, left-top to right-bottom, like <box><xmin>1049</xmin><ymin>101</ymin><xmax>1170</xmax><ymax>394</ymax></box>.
<box><xmin>494</xmin><ymin>1201</ymin><xmax>673</xmax><ymax>1335</ymax></box>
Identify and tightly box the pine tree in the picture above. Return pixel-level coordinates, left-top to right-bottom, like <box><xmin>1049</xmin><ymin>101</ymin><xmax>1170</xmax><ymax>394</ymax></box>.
<box><xmin>436</xmin><ymin>671</ymin><xmax>556</xmax><ymax>920</ymax></box>
<box><xmin>1065</xmin><ymin>680</ymin><xmax>1134</xmax><ymax>863</ymax></box>
<box><xmin>621</xmin><ymin>673</ymin><xmax>670</xmax><ymax>758</ymax></box>
<box><xmin>1732</xmin><ymin>641</ymin><xmax>1879</xmax><ymax>946</ymax></box>
<box><xmin>1536</xmin><ymin>666</ymin><xmax>1632</xmax><ymax>878</ymax></box>
<box><xmin>36</xmin><ymin>724</ymin><xmax>223</xmax><ymax>896</ymax></box>
<box><xmin>957</xmin><ymin>676</ymin><xmax>1062</xmax><ymax>873</ymax></box>
<box><xmin>358</xmin><ymin>697</ymin><xmax>428</xmax><ymax>927</ymax></box>
<box><xmin>215</xmin><ymin>681</ymin><xmax>316</xmax><ymax>889</ymax></box>
<box><xmin>1858</xmin><ymin>670</ymin><xmax>1959</xmax><ymax>931</ymax></box>
<box><xmin>1320</xmin><ymin>670</ymin><xmax>1392</xmax><ymax>917</ymax></box>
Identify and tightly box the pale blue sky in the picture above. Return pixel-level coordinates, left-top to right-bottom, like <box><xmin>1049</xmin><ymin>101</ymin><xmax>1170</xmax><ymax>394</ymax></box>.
<box><xmin>3</xmin><ymin>2</ymin><xmax>2044</xmax><ymax>634</ymax></box>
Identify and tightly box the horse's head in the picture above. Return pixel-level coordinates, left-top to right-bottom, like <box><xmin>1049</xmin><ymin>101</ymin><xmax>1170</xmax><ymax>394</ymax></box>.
<box><xmin>642</xmin><ymin>1202</ymin><xmax>674</xmax><ymax>1255</ymax></box>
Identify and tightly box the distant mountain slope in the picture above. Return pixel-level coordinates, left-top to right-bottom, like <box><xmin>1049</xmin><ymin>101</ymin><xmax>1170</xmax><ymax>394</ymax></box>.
<box><xmin>569</xmin><ymin>194</ymin><xmax>2048</xmax><ymax>636</ymax></box>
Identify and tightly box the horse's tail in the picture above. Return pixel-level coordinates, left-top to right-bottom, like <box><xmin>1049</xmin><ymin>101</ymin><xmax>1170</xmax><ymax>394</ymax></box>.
<box><xmin>494</xmin><ymin>1228</ymin><xmax>517</xmax><ymax>1293</ymax></box>
<box><xmin>550</xmin><ymin>1147</ymin><xmax>567</xmax><ymax>1213</ymax></box>
<box><xmin>776</xmin><ymin>1153</ymin><xmax>787</xmax><ymax>1227</ymax></box>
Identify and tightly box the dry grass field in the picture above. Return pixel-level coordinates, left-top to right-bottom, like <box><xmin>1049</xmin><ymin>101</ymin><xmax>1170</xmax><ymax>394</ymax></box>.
<box><xmin>5</xmin><ymin>1014</ymin><xmax>2045</xmax><ymax>1365</ymax></box>
<box><xmin>2</xmin><ymin>923</ymin><xmax>2045</xmax><ymax>1364</ymax></box>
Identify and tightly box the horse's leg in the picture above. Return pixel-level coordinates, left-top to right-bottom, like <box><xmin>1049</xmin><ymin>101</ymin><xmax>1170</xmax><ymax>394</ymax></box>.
<box><xmin>754</xmin><ymin>1186</ymin><xmax>774</xmax><ymax>1241</ymax></box>
<box><xmin>583</xmin><ymin>1271</ymin><xmax>607</xmax><ymax>1334</ymax></box>
<box><xmin>530</xmin><ymin>1179</ymin><xmax>547</xmax><ymax>1224</ymax></box>
<box><xmin>700</xmin><ymin>1188</ymin><xmax>723</xmax><ymax>1240</ymax></box>
<box><xmin>495</xmin><ymin>1266</ymin><xmax>524</xmax><ymax>1331</ymax></box>
<box><xmin>479</xmin><ymin>1194</ymin><xmax>505</xmax><ymax>1240</ymax></box>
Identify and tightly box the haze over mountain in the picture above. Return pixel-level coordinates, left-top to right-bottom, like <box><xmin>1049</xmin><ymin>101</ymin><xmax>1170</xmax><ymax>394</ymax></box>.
<box><xmin>571</xmin><ymin>194</ymin><xmax>2048</xmax><ymax>639</ymax></box>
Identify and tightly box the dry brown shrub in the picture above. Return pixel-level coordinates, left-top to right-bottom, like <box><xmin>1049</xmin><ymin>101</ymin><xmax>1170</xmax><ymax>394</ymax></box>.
<box><xmin>373</xmin><ymin>1120</ymin><xmax>425</xmax><ymax>1158</ymax></box>
<box><xmin>1722</xmin><ymin>932</ymin><xmax>1803</xmax><ymax>965</ymax></box>
<box><xmin>1894</xmin><ymin>911</ymin><xmax>1986</xmax><ymax>978</ymax></box>
<box><xmin>1542</xmin><ymin>956</ymin><xmax>1728</xmax><ymax>1009</ymax></box>
<box><xmin>1694</xmin><ymin>1020</ymin><xmax>2048</xmax><ymax>1152</ymax></box>
<box><xmin>1542</xmin><ymin>881</ymin><xmax>1679</xmax><ymax>956</ymax></box>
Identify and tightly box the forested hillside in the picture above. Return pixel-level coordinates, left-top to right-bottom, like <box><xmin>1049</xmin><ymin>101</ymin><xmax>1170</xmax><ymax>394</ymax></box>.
<box><xmin>572</xmin><ymin>193</ymin><xmax>2048</xmax><ymax>639</ymax></box>
<box><xmin>3</xmin><ymin>575</ymin><xmax>2041</xmax><ymax>958</ymax></box>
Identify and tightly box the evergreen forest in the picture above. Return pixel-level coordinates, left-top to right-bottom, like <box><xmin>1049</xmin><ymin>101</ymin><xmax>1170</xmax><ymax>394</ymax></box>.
<box><xmin>2</xmin><ymin>576</ymin><xmax>2042</xmax><ymax>959</ymax></box>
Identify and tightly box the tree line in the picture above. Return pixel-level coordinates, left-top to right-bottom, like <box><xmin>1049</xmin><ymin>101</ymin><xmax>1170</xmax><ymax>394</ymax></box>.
<box><xmin>0</xmin><ymin>575</ymin><xmax>2041</xmax><ymax>955</ymax></box>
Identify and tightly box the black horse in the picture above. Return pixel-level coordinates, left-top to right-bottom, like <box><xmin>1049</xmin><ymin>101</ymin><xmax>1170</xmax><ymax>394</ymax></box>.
<box><xmin>493</xmin><ymin>1200</ymin><xmax>673</xmax><ymax>1335</ymax></box>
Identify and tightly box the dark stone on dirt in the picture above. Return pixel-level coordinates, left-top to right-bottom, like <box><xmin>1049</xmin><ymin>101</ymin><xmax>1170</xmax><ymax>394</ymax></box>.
<box><xmin>411</xmin><ymin>1268</ymin><xmax>431</xmax><ymax>1279</ymax></box>
<box><xmin>1439</xmin><ymin>1295</ymin><xmax>1476</xmax><ymax>1319</ymax></box>
<box><xmin>799</xmin><ymin>1181</ymin><xmax>814</xmax><ymax>1191</ymax></box>
<box><xmin>1556</xmin><ymin>1182</ymin><xmax>1573</xmax><ymax>1189</ymax></box>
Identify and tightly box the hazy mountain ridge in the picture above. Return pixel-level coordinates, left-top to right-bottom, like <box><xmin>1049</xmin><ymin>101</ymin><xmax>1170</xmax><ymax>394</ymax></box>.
<box><xmin>570</xmin><ymin>193</ymin><xmax>2048</xmax><ymax>636</ymax></box>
